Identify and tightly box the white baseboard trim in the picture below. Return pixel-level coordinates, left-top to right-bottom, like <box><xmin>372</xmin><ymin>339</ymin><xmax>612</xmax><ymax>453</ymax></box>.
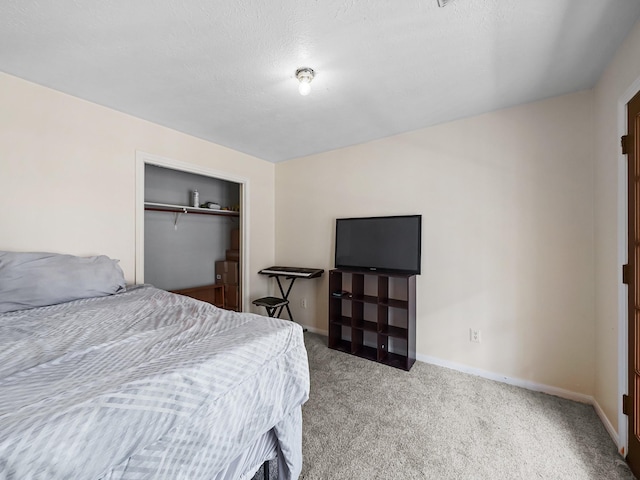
<box><xmin>302</xmin><ymin>331</ymin><xmax>622</xmax><ymax>448</ymax></box>
<box><xmin>302</xmin><ymin>325</ymin><xmax>328</xmax><ymax>336</ymax></box>
<box><xmin>593</xmin><ymin>399</ymin><xmax>622</xmax><ymax>451</ymax></box>
<box><xmin>416</xmin><ymin>353</ymin><xmax>592</xmax><ymax>403</ymax></box>
<box><xmin>415</xmin><ymin>353</ymin><xmax>622</xmax><ymax>447</ymax></box>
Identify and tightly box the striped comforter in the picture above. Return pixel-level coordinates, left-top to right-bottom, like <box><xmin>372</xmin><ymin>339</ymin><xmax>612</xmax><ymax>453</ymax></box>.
<box><xmin>0</xmin><ymin>286</ymin><xmax>309</xmax><ymax>479</ymax></box>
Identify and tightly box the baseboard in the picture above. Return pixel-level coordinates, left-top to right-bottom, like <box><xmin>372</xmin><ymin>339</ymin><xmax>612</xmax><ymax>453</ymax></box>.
<box><xmin>302</xmin><ymin>324</ymin><xmax>328</xmax><ymax>336</ymax></box>
<box><xmin>415</xmin><ymin>353</ymin><xmax>593</xmax><ymax>403</ymax></box>
<box><xmin>303</xmin><ymin>332</ymin><xmax>587</xmax><ymax>401</ymax></box>
<box><xmin>303</xmin><ymin>332</ymin><xmax>622</xmax><ymax>448</ymax></box>
<box><xmin>415</xmin><ymin>353</ymin><xmax>625</xmax><ymax>448</ymax></box>
<box><xmin>592</xmin><ymin>399</ymin><xmax>621</xmax><ymax>451</ymax></box>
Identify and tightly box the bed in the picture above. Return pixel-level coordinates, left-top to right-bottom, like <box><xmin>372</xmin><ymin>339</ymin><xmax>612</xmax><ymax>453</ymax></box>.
<box><xmin>0</xmin><ymin>252</ymin><xmax>310</xmax><ymax>480</ymax></box>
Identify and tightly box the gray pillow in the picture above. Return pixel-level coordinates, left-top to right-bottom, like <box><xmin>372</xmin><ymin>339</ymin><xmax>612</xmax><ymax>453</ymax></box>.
<box><xmin>0</xmin><ymin>251</ymin><xmax>126</xmax><ymax>313</ymax></box>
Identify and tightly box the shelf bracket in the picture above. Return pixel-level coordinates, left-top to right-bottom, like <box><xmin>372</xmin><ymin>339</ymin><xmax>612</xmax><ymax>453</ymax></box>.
<box><xmin>173</xmin><ymin>211</ymin><xmax>186</xmax><ymax>230</ymax></box>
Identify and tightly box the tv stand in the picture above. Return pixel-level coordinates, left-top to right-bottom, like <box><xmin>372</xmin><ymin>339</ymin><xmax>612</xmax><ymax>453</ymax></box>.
<box><xmin>328</xmin><ymin>269</ymin><xmax>416</xmax><ymax>371</ymax></box>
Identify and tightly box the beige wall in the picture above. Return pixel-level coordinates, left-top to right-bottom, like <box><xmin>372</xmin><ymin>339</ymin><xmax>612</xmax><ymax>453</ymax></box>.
<box><xmin>0</xmin><ymin>72</ymin><xmax>276</xmax><ymax>302</ymax></box>
<box><xmin>276</xmin><ymin>90</ymin><xmax>596</xmax><ymax>396</ymax></box>
<box><xmin>594</xmin><ymin>19</ymin><xmax>640</xmax><ymax>435</ymax></box>
<box><xmin>4</xmin><ymin>15</ymin><xmax>640</xmax><ymax>441</ymax></box>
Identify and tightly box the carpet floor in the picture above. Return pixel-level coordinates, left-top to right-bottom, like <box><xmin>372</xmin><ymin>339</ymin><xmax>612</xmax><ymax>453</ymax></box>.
<box><xmin>253</xmin><ymin>332</ymin><xmax>635</xmax><ymax>480</ymax></box>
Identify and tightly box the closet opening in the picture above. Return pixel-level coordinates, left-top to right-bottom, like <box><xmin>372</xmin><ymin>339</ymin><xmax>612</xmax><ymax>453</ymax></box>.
<box><xmin>135</xmin><ymin>151</ymin><xmax>249</xmax><ymax>312</ymax></box>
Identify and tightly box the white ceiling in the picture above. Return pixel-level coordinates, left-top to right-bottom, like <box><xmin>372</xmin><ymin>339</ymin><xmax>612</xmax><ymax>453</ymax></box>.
<box><xmin>1</xmin><ymin>1</ymin><xmax>639</xmax><ymax>163</ymax></box>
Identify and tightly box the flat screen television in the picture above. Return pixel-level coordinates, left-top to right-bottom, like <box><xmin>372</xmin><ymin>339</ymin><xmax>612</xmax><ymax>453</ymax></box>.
<box><xmin>335</xmin><ymin>215</ymin><xmax>422</xmax><ymax>275</ymax></box>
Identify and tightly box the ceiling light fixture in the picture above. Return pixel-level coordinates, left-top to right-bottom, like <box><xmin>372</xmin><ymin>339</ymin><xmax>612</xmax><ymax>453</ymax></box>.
<box><xmin>437</xmin><ymin>0</ymin><xmax>452</xmax><ymax>6</ymax></box>
<box><xmin>295</xmin><ymin>67</ymin><xmax>315</xmax><ymax>96</ymax></box>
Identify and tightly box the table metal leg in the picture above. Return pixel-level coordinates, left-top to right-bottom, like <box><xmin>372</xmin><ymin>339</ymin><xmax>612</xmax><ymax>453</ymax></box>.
<box><xmin>271</xmin><ymin>276</ymin><xmax>307</xmax><ymax>331</ymax></box>
<box><xmin>274</xmin><ymin>276</ymin><xmax>296</xmax><ymax>320</ymax></box>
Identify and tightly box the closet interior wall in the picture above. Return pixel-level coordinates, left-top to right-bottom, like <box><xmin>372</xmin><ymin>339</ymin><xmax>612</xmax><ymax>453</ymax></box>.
<box><xmin>144</xmin><ymin>164</ymin><xmax>240</xmax><ymax>291</ymax></box>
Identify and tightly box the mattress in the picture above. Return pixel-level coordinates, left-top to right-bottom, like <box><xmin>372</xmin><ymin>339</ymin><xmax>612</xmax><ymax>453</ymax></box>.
<box><xmin>0</xmin><ymin>285</ymin><xmax>309</xmax><ymax>479</ymax></box>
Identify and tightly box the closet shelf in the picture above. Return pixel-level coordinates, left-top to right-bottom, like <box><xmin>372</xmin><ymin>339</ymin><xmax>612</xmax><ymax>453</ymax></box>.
<box><xmin>144</xmin><ymin>202</ymin><xmax>239</xmax><ymax>217</ymax></box>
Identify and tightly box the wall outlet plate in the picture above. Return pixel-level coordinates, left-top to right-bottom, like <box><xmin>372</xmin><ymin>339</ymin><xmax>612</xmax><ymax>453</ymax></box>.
<box><xmin>470</xmin><ymin>328</ymin><xmax>481</xmax><ymax>343</ymax></box>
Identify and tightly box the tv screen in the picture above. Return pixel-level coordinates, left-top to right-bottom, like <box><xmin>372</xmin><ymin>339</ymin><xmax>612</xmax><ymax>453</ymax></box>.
<box><xmin>335</xmin><ymin>215</ymin><xmax>422</xmax><ymax>274</ymax></box>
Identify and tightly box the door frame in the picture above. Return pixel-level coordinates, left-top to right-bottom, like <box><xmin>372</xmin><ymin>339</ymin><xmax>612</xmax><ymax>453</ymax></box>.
<box><xmin>134</xmin><ymin>150</ymin><xmax>250</xmax><ymax>312</ymax></box>
<box><xmin>618</xmin><ymin>76</ymin><xmax>640</xmax><ymax>457</ymax></box>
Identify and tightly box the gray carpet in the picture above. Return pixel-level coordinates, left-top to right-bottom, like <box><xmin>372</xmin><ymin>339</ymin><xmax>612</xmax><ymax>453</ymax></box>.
<box><xmin>253</xmin><ymin>332</ymin><xmax>635</xmax><ymax>480</ymax></box>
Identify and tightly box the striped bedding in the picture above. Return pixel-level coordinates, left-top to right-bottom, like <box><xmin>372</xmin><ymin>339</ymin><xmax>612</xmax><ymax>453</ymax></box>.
<box><xmin>0</xmin><ymin>285</ymin><xmax>310</xmax><ymax>479</ymax></box>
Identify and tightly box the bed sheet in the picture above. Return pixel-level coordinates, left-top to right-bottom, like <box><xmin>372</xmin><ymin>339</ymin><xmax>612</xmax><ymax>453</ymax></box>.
<box><xmin>0</xmin><ymin>285</ymin><xmax>309</xmax><ymax>479</ymax></box>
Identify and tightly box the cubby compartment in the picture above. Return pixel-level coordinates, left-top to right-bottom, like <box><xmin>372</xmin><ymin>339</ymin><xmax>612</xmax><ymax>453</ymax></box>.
<box><xmin>328</xmin><ymin>269</ymin><xmax>416</xmax><ymax>371</ymax></box>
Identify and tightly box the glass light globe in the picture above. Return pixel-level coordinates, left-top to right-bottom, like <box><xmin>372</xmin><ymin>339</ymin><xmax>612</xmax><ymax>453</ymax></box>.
<box><xmin>295</xmin><ymin>68</ymin><xmax>315</xmax><ymax>96</ymax></box>
<box><xmin>298</xmin><ymin>80</ymin><xmax>311</xmax><ymax>96</ymax></box>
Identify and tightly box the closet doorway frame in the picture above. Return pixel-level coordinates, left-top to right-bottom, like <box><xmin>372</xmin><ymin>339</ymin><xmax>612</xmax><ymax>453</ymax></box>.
<box><xmin>134</xmin><ymin>150</ymin><xmax>250</xmax><ymax>312</ymax></box>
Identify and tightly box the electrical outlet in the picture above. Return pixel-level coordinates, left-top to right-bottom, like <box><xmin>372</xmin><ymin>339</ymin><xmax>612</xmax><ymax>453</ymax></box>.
<box><xmin>301</xmin><ymin>298</ymin><xmax>308</xmax><ymax>309</ymax></box>
<box><xmin>470</xmin><ymin>328</ymin><xmax>481</xmax><ymax>343</ymax></box>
